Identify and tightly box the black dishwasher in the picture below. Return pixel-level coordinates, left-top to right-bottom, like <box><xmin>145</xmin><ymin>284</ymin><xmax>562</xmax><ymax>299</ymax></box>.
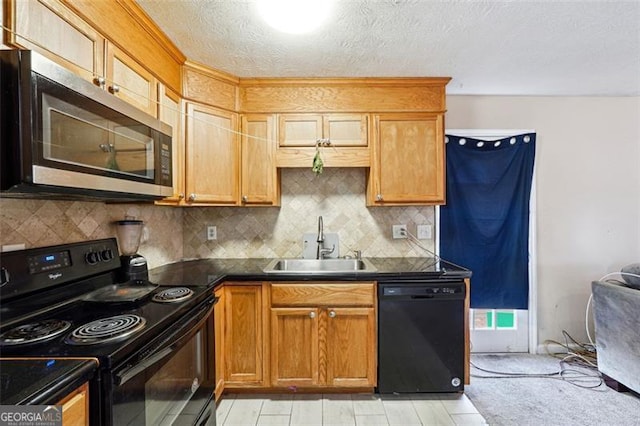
<box><xmin>378</xmin><ymin>280</ymin><xmax>465</xmax><ymax>393</ymax></box>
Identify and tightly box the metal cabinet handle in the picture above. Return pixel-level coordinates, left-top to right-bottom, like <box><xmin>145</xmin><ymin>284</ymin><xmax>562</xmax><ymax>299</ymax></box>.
<box><xmin>178</xmin><ymin>193</ymin><xmax>185</xmax><ymax>200</ymax></box>
<box><xmin>328</xmin><ymin>310</ymin><xmax>336</xmax><ymax>318</ymax></box>
<box><xmin>188</xmin><ymin>193</ymin><xmax>196</xmax><ymax>202</ymax></box>
<box><xmin>93</xmin><ymin>76</ymin><xmax>106</xmax><ymax>87</ymax></box>
<box><xmin>109</xmin><ymin>84</ymin><xmax>120</xmax><ymax>94</ymax></box>
<box><xmin>309</xmin><ymin>311</ymin><xmax>316</xmax><ymax>319</ymax></box>
<box><xmin>241</xmin><ymin>195</ymin><xmax>248</xmax><ymax>203</ymax></box>
<box><xmin>376</xmin><ymin>194</ymin><xmax>383</xmax><ymax>201</ymax></box>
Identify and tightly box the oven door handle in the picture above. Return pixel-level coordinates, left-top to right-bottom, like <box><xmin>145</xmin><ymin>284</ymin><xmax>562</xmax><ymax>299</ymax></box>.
<box><xmin>115</xmin><ymin>296</ymin><xmax>216</xmax><ymax>386</ymax></box>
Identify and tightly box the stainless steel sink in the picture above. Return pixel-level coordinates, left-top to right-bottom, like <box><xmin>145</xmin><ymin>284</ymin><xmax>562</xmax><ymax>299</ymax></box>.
<box><xmin>263</xmin><ymin>258</ymin><xmax>376</xmax><ymax>274</ymax></box>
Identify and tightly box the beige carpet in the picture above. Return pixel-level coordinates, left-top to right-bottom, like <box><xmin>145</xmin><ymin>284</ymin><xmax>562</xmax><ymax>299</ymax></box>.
<box><xmin>465</xmin><ymin>353</ymin><xmax>640</xmax><ymax>425</ymax></box>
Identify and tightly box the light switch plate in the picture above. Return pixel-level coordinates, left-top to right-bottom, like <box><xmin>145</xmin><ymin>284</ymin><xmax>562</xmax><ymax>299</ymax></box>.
<box><xmin>417</xmin><ymin>224</ymin><xmax>432</xmax><ymax>240</ymax></box>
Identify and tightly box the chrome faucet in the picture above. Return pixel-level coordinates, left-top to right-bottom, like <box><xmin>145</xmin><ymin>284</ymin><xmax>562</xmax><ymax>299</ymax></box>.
<box><xmin>316</xmin><ymin>216</ymin><xmax>335</xmax><ymax>259</ymax></box>
<box><xmin>317</xmin><ymin>216</ymin><xmax>324</xmax><ymax>245</ymax></box>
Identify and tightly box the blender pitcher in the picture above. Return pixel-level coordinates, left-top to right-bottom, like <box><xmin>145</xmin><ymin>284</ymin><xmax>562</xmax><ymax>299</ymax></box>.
<box><xmin>114</xmin><ymin>217</ymin><xmax>148</xmax><ymax>282</ymax></box>
<box><xmin>115</xmin><ymin>218</ymin><xmax>143</xmax><ymax>255</ymax></box>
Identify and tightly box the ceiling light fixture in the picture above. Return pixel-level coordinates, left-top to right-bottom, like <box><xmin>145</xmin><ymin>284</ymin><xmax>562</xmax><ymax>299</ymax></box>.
<box><xmin>257</xmin><ymin>0</ymin><xmax>333</xmax><ymax>34</ymax></box>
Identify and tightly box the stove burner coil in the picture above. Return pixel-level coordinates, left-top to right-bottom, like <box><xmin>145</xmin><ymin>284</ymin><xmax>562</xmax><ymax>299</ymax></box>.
<box><xmin>66</xmin><ymin>314</ymin><xmax>146</xmax><ymax>345</ymax></box>
<box><xmin>152</xmin><ymin>287</ymin><xmax>194</xmax><ymax>303</ymax></box>
<box><xmin>0</xmin><ymin>320</ymin><xmax>72</xmax><ymax>346</ymax></box>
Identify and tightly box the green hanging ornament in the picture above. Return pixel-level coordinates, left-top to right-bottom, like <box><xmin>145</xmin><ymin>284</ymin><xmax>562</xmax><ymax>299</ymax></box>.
<box><xmin>312</xmin><ymin>144</ymin><xmax>324</xmax><ymax>174</ymax></box>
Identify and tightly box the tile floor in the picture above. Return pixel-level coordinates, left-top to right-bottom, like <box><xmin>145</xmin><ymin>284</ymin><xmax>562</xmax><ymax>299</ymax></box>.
<box><xmin>216</xmin><ymin>393</ymin><xmax>487</xmax><ymax>426</ymax></box>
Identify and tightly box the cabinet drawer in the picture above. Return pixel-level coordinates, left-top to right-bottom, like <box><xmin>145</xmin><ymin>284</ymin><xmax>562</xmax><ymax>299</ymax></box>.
<box><xmin>270</xmin><ymin>283</ymin><xmax>375</xmax><ymax>306</ymax></box>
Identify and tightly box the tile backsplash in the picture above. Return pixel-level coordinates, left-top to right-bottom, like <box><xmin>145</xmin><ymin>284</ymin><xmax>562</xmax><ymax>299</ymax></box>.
<box><xmin>0</xmin><ymin>199</ymin><xmax>183</xmax><ymax>268</ymax></box>
<box><xmin>182</xmin><ymin>168</ymin><xmax>436</xmax><ymax>259</ymax></box>
<box><xmin>0</xmin><ymin>169</ymin><xmax>436</xmax><ymax>265</ymax></box>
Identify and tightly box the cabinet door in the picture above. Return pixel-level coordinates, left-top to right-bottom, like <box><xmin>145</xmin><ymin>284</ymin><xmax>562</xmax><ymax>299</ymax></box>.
<box><xmin>57</xmin><ymin>383</ymin><xmax>89</xmax><ymax>426</ymax></box>
<box><xmin>224</xmin><ymin>285</ymin><xmax>264</xmax><ymax>385</ymax></box>
<box><xmin>157</xmin><ymin>84</ymin><xmax>185</xmax><ymax>204</ymax></box>
<box><xmin>270</xmin><ymin>308</ymin><xmax>319</xmax><ymax>387</ymax></box>
<box><xmin>214</xmin><ymin>287</ymin><xmax>225</xmax><ymax>400</ymax></box>
<box><xmin>278</xmin><ymin>114</ymin><xmax>323</xmax><ymax>147</ymax></box>
<box><xmin>326</xmin><ymin>307</ymin><xmax>377</xmax><ymax>387</ymax></box>
<box><xmin>323</xmin><ymin>114</ymin><xmax>368</xmax><ymax>147</ymax></box>
<box><xmin>241</xmin><ymin>114</ymin><xmax>279</xmax><ymax>205</ymax></box>
<box><xmin>106</xmin><ymin>42</ymin><xmax>158</xmax><ymax>117</ymax></box>
<box><xmin>9</xmin><ymin>0</ymin><xmax>104</xmax><ymax>82</ymax></box>
<box><xmin>369</xmin><ymin>113</ymin><xmax>445</xmax><ymax>205</ymax></box>
<box><xmin>185</xmin><ymin>102</ymin><xmax>239</xmax><ymax>205</ymax></box>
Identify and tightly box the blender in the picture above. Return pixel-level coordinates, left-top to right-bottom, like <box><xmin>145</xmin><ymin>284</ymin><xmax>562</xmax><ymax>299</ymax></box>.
<box><xmin>114</xmin><ymin>217</ymin><xmax>148</xmax><ymax>282</ymax></box>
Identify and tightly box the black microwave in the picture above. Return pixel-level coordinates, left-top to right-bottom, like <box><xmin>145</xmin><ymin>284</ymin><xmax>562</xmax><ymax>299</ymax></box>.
<box><xmin>0</xmin><ymin>50</ymin><xmax>172</xmax><ymax>201</ymax></box>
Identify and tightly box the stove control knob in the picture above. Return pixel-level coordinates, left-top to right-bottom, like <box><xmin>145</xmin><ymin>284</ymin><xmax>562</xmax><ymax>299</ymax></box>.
<box><xmin>100</xmin><ymin>249</ymin><xmax>114</xmax><ymax>262</ymax></box>
<box><xmin>85</xmin><ymin>251</ymin><xmax>100</xmax><ymax>265</ymax></box>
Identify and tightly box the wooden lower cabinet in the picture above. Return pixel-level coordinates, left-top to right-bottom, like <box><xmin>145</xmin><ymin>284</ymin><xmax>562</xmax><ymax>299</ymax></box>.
<box><xmin>223</xmin><ymin>283</ymin><xmax>267</xmax><ymax>387</ymax></box>
<box><xmin>269</xmin><ymin>282</ymin><xmax>377</xmax><ymax>389</ymax></box>
<box><xmin>270</xmin><ymin>308</ymin><xmax>319</xmax><ymax>387</ymax></box>
<box><xmin>219</xmin><ymin>281</ymin><xmax>377</xmax><ymax>393</ymax></box>
<box><xmin>56</xmin><ymin>382</ymin><xmax>89</xmax><ymax>426</ymax></box>
<box><xmin>325</xmin><ymin>307</ymin><xmax>376</xmax><ymax>387</ymax></box>
<box><xmin>214</xmin><ymin>286</ymin><xmax>225</xmax><ymax>400</ymax></box>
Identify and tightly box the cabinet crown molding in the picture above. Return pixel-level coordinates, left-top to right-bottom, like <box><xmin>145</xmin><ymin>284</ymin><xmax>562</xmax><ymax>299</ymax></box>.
<box><xmin>184</xmin><ymin>60</ymin><xmax>241</xmax><ymax>85</ymax></box>
<box><xmin>239</xmin><ymin>77</ymin><xmax>452</xmax><ymax>87</ymax></box>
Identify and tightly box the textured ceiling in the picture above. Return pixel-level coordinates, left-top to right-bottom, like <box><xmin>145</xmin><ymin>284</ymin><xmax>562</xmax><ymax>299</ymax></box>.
<box><xmin>137</xmin><ymin>0</ymin><xmax>640</xmax><ymax>96</ymax></box>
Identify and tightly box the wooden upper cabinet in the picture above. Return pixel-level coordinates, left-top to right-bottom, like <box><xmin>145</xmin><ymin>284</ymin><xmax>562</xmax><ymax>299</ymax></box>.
<box><xmin>275</xmin><ymin>113</ymin><xmax>370</xmax><ymax>168</ymax></box>
<box><xmin>185</xmin><ymin>102</ymin><xmax>240</xmax><ymax>205</ymax></box>
<box><xmin>323</xmin><ymin>114</ymin><xmax>368</xmax><ymax>147</ymax></box>
<box><xmin>7</xmin><ymin>0</ymin><xmax>104</xmax><ymax>82</ymax></box>
<box><xmin>368</xmin><ymin>113</ymin><xmax>445</xmax><ymax>206</ymax></box>
<box><xmin>278</xmin><ymin>114</ymin><xmax>322</xmax><ymax>147</ymax></box>
<box><xmin>8</xmin><ymin>0</ymin><xmax>164</xmax><ymax>118</ymax></box>
<box><xmin>156</xmin><ymin>85</ymin><xmax>184</xmax><ymax>204</ymax></box>
<box><xmin>240</xmin><ymin>114</ymin><xmax>280</xmax><ymax>206</ymax></box>
<box><xmin>105</xmin><ymin>42</ymin><xmax>158</xmax><ymax>117</ymax></box>
<box><xmin>278</xmin><ymin>114</ymin><xmax>367</xmax><ymax>147</ymax></box>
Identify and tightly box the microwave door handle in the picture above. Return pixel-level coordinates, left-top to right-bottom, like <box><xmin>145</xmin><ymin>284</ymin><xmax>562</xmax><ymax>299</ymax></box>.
<box><xmin>115</xmin><ymin>298</ymin><xmax>215</xmax><ymax>386</ymax></box>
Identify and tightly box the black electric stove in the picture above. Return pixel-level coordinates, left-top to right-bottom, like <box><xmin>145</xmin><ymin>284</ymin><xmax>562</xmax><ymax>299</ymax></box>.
<box><xmin>0</xmin><ymin>238</ymin><xmax>217</xmax><ymax>425</ymax></box>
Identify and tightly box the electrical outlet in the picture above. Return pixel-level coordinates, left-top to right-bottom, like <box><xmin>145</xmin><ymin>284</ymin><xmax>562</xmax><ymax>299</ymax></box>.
<box><xmin>392</xmin><ymin>224</ymin><xmax>407</xmax><ymax>239</ymax></box>
<box><xmin>207</xmin><ymin>225</ymin><xmax>217</xmax><ymax>241</ymax></box>
<box><xmin>417</xmin><ymin>224</ymin><xmax>432</xmax><ymax>240</ymax></box>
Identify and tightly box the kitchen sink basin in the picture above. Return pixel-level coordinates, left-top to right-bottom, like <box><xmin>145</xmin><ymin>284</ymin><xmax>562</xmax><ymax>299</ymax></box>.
<box><xmin>263</xmin><ymin>258</ymin><xmax>376</xmax><ymax>274</ymax></box>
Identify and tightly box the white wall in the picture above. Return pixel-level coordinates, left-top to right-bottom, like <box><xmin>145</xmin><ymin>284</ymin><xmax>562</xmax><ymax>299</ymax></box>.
<box><xmin>446</xmin><ymin>96</ymin><xmax>640</xmax><ymax>347</ymax></box>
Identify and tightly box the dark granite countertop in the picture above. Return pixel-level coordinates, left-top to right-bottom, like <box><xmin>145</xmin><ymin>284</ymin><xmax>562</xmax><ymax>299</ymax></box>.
<box><xmin>0</xmin><ymin>259</ymin><xmax>469</xmax><ymax>407</ymax></box>
<box><xmin>0</xmin><ymin>358</ymin><xmax>97</xmax><ymax>405</ymax></box>
<box><xmin>148</xmin><ymin>257</ymin><xmax>471</xmax><ymax>289</ymax></box>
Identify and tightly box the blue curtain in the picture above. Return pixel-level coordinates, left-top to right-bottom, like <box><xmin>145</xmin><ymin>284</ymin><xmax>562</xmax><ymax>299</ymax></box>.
<box><xmin>440</xmin><ymin>133</ymin><xmax>536</xmax><ymax>309</ymax></box>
